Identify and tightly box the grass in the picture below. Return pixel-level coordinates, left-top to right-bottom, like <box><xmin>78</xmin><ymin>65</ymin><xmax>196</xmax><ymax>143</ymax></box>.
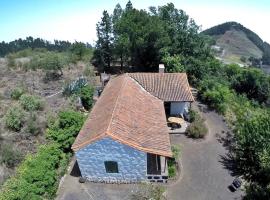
<box><xmin>168</xmin><ymin>145</ymin><xmax>181</xmax><ymax>178</ymax></box>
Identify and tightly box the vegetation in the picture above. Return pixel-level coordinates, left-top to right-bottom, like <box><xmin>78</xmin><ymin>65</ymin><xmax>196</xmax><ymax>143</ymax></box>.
<box><xmin>79</xmin><ymin>85</ymin><xmax>94</xmax><ymax>110</ymax></box>
<box><xmin>62</xmin><ymin>77</ymin><xmax>87</xmax><ymax>96</ymax></box>
<box><xmin>168</xmin><ymin>145</ymin><xmax>181</xmax><ymax>178</ymax></box>
<box><xmin>19</xmin><ymin>94</ymin><xmax>44</xmax><ymax>111</ymax></box>
<box><xmin>10</xmin><ymin>87</ymin><xmax>25</xmax><ymax>100</ymax></box>
<box><xmin>0</xmin><ymin>144</ymin><xmax>23</xmax><ymax>168</ymax></box>
<box><xmin>93</xmin><ymin>2</ymin><xmax>211</xmax><ymax>71</ymax></box>
<box><xmin>4</xmin><ymin>106</ymin><xmax>25</xmax><ymax>131</ymax></box>
<box><xmin>130</xmin><ymin>183</ymin><xmax>165</xmax><ymax>200</ymax></box>
<box><xmin>46</xmin><ymin>110</ymin><xmax>86</xmax><ymax>151</ymax></box>
<box><xmin>25</xmin><ymin>113</ymin><xmax>40</xmax><ymax>136</ymax></box>
<box><xmin>0</xmin><ymin>36</ymin><xmax>72</xmax><ymax>57</ymax></box>
<box><xmin>189</xmin><ymin>109</ymin><xmax>198</xmax><ymax>123</ymax></box>
<box><xmin>186</xmin><ymin>112</ymin><xmax>208</xmax><ymax>139</ymax></box>
<box><xmin>69</xmin><ymin>41</ymin><xmax>92</xmax><ymax>63</ymax></box>
<box><xmin>0</xmin><ymin>110</ymin><xmax>86</xmax><ymax>200</ymax></box>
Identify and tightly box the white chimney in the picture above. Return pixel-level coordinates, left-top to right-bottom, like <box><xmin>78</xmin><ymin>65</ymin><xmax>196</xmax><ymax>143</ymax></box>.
<box><xmin>159</xmin><ymin>64</ymin><xmax>165</xmax><ymax>73</ymax></box>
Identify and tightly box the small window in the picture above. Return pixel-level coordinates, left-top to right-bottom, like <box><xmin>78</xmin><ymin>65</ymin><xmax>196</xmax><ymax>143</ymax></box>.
<box><xmin>104</xmin><ymin>161</ymin><xmax>119</xmax><ymax>173</ymax></box>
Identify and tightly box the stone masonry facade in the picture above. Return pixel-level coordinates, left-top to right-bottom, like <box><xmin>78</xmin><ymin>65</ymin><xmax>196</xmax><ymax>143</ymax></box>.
<box><xmin>76</xmin><ymin>137</ymin><xmax>147</xmax><ymax>183</ymax></box>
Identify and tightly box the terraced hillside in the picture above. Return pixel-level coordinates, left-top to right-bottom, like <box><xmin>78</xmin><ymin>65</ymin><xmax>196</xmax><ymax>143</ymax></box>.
<box><xmin>202</xmin><ymin>22</ymin><xmax>270</xmax><ymax>67</ymax></box>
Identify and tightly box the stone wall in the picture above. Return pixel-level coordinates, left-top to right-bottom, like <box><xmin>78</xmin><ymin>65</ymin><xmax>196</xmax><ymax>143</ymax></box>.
<box><xmin>76</xmin><ymin>137</ymin><xmax>147</xmax><ymax>183</ymax></box>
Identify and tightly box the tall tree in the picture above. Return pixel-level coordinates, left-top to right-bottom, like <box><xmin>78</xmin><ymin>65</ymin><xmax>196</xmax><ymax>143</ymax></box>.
<box><xmin>95</xmin><ymin>10</ymin><xmax>113</xmax><ymax>68</ymax></box>
<box><xmin>125</xmin><ymin>0</ymin><xmax>133</xmax><ymax>11</ymax></box>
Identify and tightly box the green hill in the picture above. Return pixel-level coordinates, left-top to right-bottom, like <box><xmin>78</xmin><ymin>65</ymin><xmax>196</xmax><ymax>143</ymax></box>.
<box><xmin>202</xmin><ymin>22</ymin><xmax>270</xmax><ymax>65</ymax></box>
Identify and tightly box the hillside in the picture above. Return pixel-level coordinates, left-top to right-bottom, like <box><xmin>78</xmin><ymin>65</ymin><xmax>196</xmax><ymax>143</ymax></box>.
<box><xmin>202</xmin><ymin>22</ymin><xmax>270</xmax><ymax>67</ymax></box>
<box><xmin>0</xmin><ymin>48</ymin><xmax>98</xmax><ymax>187</ymax></box>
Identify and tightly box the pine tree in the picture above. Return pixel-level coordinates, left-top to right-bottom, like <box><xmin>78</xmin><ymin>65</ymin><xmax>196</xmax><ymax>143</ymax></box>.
<box><xmin>125</xmin><ymin>0</ymin><xmax>133</xmax><ymax>11</ymax></box>
<box><xmin>95</xmin><ymin>10</ymin><xmax>113</xmax><ymax>68</ymax></box>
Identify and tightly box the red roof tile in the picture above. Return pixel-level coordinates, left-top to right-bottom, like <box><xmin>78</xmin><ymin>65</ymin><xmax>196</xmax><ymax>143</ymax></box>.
<box><xmin>72</xmin><ymin>74</ymin><xmax>172</xmax><ymax>157</ymax></box>
<box><xmin>128</xmin><ymin>73</ymin><xmax>194</xmax><ymax>102</ymax></box>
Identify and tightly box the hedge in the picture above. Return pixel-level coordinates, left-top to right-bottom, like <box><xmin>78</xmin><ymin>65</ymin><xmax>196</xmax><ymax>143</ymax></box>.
<box><xmin>0</xmin><ymin>110</ymin><xmax>86</xmax><ymax>200</ymax></box>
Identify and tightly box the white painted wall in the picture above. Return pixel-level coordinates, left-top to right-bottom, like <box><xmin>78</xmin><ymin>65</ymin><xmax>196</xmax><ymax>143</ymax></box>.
<box><xmin>170</xmin><ymin>102</ymin><xmax>190</xmax><ymax>116</ymax></box>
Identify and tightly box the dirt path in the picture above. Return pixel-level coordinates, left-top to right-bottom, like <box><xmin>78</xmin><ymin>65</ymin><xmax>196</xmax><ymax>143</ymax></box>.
<box><xmin>167</xmin><ymin>102</ymin><xmax>243</xmax><ymax>200</ymax></box>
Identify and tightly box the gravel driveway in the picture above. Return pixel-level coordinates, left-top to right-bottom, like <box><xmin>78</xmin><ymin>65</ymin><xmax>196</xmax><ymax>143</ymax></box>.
<box><xmin>167</xmin><ymin>102</ymin><xmax>243</xmax><ymax>200</ymax></box>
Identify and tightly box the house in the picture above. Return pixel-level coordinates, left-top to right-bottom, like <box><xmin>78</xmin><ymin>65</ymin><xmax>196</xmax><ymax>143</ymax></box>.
<box><xmin>71</xmin><ymin>69</ymin><xmax>194</xmax><ymax>183</ymax></box>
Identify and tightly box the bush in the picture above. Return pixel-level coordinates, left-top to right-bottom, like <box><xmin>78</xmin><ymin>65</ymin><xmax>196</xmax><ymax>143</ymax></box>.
<box><xmin>186</xmin><ymin>114</ymin><xmax>208</xmax><ymax>139</ymax></box>
<box><xmin>0</xmin><ymin>109</ymin><xmax>85</xmax><ymax>200</ymax></box>
<box><xmin>0</xmin><ymin>144</ymin><xmax>63</xmax><ymax>200</ymax></box>
<box><xmin>171</xmin><ymin>145</ymin><xmax>180</xmax><ymax>159</ymax></box>
<box><xmin>4</xmin><ymin>106</ymin><xmax>24</xmax><ymax>131</ymax></box>
<box><xmin>189</xmin><ymin>109</ymin><xmax>201</xmax><ymax>123</ymax></box>
<box><xmin>19</xmin><ymin>94</ymin><xmax>44</xmax><ymax>111</ymax></box>
<box><xmin>0</xmin><ymin>144</ymin><xmax>22</xmax><ymax>168</ymax></box>
<box><xmin>167</xmin><ymin>145</ymin><xmax>180</xmax><ymax>178</ymax></box>
<box><xmin>162</xmin><ymin>54</ymin><xmax>185</xmax><ymax>73</ymax></box>
<box><xmin>200</xmin><ymin>82</ymin><xmax>233</xmax><ymax>114</ymax></box>
<box><xmin>168</xmin><ymin>162</ymin><xmax>176</xmax><ymax>178</ymax></box>
<box><xmin>10</xmin><ymin>87</ymin><xmax>24</xmax><ymax>100</ymax></box>
<box><xmin>79</xmin><ymin>85</ymin><xmax>94</xmax><ymax>110</ymax></box>
<box><xmin>46</xmin><ymin>110</ymin><xmax>86</xmax><ymax>151</ymax></box>
<box><xmin>25</xmin><ymin>113</ymin><xmax>40</xmax><ymax>136</ymax></box>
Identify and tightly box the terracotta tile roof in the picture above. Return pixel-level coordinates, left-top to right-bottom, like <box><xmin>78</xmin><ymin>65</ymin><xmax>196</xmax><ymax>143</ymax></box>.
<box><xmin>128</xmin><ymin>73</ymin><xmax>194</xmax><ymax>102</ymax></box>
<box><xmin>72</xmin><ymin>74</ymin><xmax>172</xmax><ymax>157</ymax></box>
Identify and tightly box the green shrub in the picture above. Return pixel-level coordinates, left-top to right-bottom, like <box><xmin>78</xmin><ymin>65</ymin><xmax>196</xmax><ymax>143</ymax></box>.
<box><xmin>26</xmin><ymin>113</ymin><xmax>40</xmax><ymax>135</ymax></box>
<box><xmin>4</xmin><ymin>106</ymin><xmax>24</xmax><ymax>131</ymax></box>
<box><xmin>186</xmin><ymin>114</ymin><xmax>208</xmax><ymax>139</ymax></box>
<box><xmin>171</xmin><ymin>145</ymin><xmax>180</xmax><ymax>159</ymax></box>
<box><xmin>0</xmin><ymin>109</ymin><xmax>85</xmax><ymax>200</ymax></box>
<box><xmin>200</xmin><ymin>83</ymin><xmax>233</xmax><ymax>114</ymax></box>
<box><xmin>10</xmin><ymin>87</ymin><xmax>24</xmax><ymax>100</ymax></box>
<box><xmin>189</xmin><ymin>109</ymin><xmax>201</xmax><ymax>123</ymax></box>
<box><xmin>162</xmin><ymin>54</ymin><xmax>185</xmax><ymax>72</ymax></box>
<box><xmin>46</xmin><ymin>110</ymin><xmax>86</xmax><ymax>151</ymax></box>
<box><xmin>168</xmin><ymin>162</ymin><xmax>176</xmax><ymax>178</ymax></box>
<box><xmin>79</xmin><ymin>85</ymin><xmax>94</xmax><ymax>110</ymax></box>
<box><xmin>0</xmin><ymin>144</ymin><xmax>22</xmax><ymax>168</ymax></box>
<box><xmin>0</xmin><ymin>144</ymin><xmax>63</xmax><ymax>200</ymax></box>
<box><xmin>19</xmin><ymin>94</ymin><xmax>44</xmax><ymax>111</ymax></box>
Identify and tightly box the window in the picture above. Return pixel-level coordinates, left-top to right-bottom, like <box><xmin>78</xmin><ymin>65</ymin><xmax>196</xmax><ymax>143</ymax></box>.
<box><xmin>104</xmin><ymin>161</ymin><xmax>119</xmax><ymax>173</ymax></box>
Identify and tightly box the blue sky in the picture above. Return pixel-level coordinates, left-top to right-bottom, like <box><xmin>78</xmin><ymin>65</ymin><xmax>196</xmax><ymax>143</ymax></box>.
<box><xmin>0</xmin><ymin>0</ymin><xmax>270</xmax><ymax>44</ymax></box>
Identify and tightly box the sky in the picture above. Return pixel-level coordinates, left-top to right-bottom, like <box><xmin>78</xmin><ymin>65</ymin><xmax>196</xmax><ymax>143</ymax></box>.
<box><xmin>0</xmin><ymin>0</ymin><xmax>270</xmax><ymax>45</ymax></box>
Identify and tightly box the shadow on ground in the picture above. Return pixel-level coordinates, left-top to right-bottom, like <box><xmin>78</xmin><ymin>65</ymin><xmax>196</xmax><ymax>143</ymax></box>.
<box><xmin>70</xmin><ymin>161</ymin><xmax>81</xmax><ymax>177</ymax></box>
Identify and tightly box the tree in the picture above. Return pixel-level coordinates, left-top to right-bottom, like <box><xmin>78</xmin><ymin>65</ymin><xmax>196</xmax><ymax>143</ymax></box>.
<box><xmin>94</xmin><ymin>10</ymin><xmax>113</xmax><ymax>69</ymax></box>
<box><xmin>235</xmin><ymin>111</ymin><xmax>270</xmax><ymax>185</ymax></box>
<box><xmin>112</xmin><ymin>3</ymin><xmax>123</xmax><ymax>26</ymax></box>
<box><xmin>42</xmin><ymin>53</ymin><xmax>64</xmax><ymax>75</ymax></box>
<box><xmin>114</xmin><ymin>34</ymin><xmax>130</xmax><ymax>70</ymax></box>
<box><xmin>157</xmin><ymin>3</ymin><xmax>210</xmax><ymax>60</ymax></box>
<box><xmin>69</xmin><ymin>41</ymin><xmax>88</xmax><ymax>62</ymax></box>
<box><xmin>125</xmin><ymin>0</ymin><xmax>133</xmax><ymax>11</ymax></box>
<box><xmin>162</xmin><ymin>54</ymin><xmax>185</xmax><ymax>72</ymax></box>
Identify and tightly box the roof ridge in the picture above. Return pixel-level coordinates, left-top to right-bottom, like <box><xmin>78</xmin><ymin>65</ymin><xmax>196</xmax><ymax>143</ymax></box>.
<box><xmin>128</xmin><ymin>74</ymin><xmax>162</xmax><ymax>101</ymax></box>
<box><xmin>106</xmin><ymin>75</ymin><xmax>128</xmax><ymax>135</ymax></box>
